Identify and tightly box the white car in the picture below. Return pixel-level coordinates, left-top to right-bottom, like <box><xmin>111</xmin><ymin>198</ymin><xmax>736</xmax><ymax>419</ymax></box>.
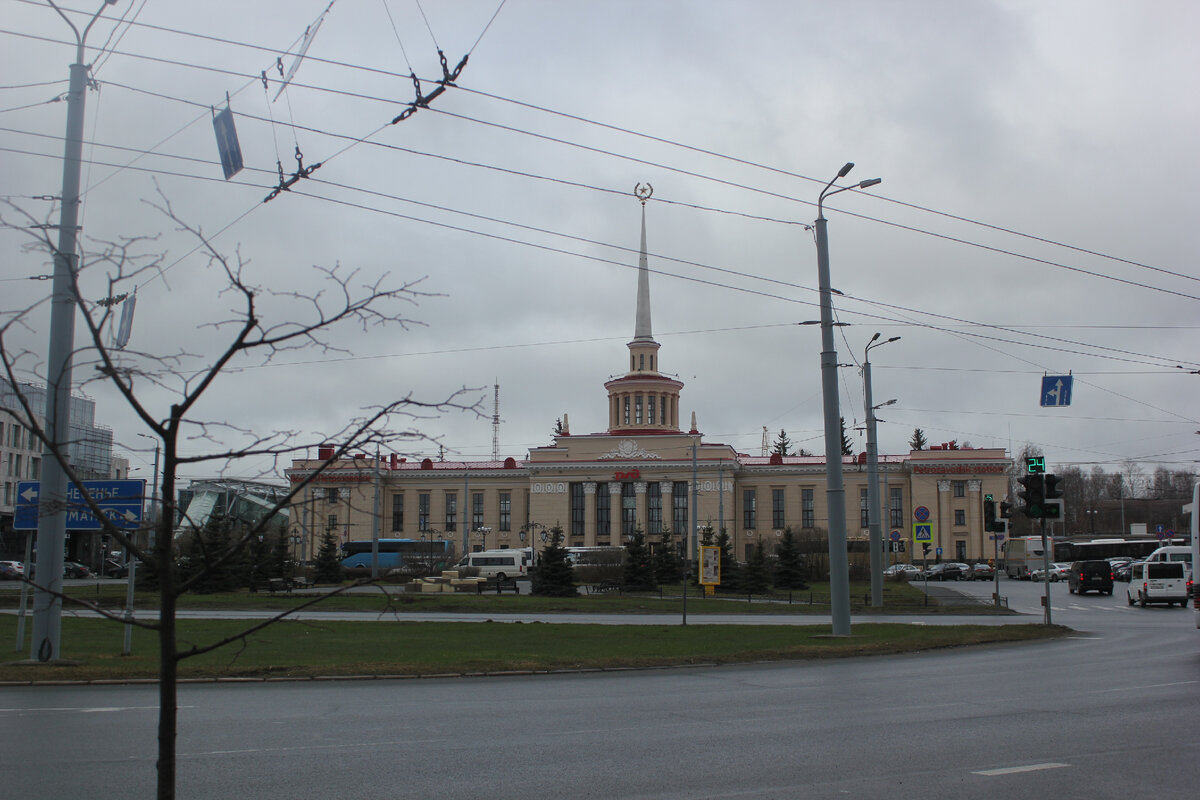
<box><xmin>884</xmin><ymin>564</ymin><xmax>920</xmax><ymax>579</ymax></box>
<box><xmin>0</xmin><ymin>560</ymin><xmax>25</xmax><ymax>580</ymax></box>
<box><xmin>1031</xmin><ymin>563</ymin><xmax>1071</xmax><ymax>582</ymax></box>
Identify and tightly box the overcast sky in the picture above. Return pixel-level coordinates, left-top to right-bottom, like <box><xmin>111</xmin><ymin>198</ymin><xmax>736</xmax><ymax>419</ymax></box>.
<box><xmin>2</xmin><ymin>0</ymin><xmax>1197</xmax><ymax>486</ymax></box>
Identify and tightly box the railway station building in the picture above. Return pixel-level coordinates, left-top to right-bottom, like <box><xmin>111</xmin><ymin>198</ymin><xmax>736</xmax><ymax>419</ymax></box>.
<box><xmin>285</xmin><ymin>201</ymin><xmax>1011</xmax><ymax>571</ymax></box>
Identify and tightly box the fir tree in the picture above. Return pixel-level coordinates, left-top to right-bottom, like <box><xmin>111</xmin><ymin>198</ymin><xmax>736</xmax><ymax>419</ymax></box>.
<box><xmin>771</xmin><ymin>429</ymin><xmax>793</xmax><ymax>457</ymax></box>
<box><xmin>740</xmin><ymin>542</ymin><xmax>771</xmax><ymax>594</ymax></box>
<box><xmin>714</xmin><ymin>529</ymin><xmax>740</xmax><ymax>593</ymax></box>
<box><xmin>313</xmin><ymin>529</ymin><xmax>343</xmax><ymax>584</ymax></box>
<box><xmin>909</xmin><ymin>428</ymin><xmax>928</xmax><ymax>451</ymax></box>
<box><xmin>839</xmin><ymin>416</ymin><xmax>854</xmax><ymax>456</ymax></box>
<box><xmin>772</xmin><ymin>528</ymin><xmax>809</xmax><ymax>590</ymax></box>
<box><xmin>531</xmin><ymin>525</ymin><xmax>578</xmax><ymax>596</ymax></box>
<box><xmin>622</xmin><ymin>528</ymin><xmax>656</xmax><ymax>590</ymax></box>
<box><xmin>176</xmin><ymin>512</ymin><xmax>250</xmax><ymax>594</ymax></box>
<box><xmin>653</xmin><ymin>527</ymin><xmax>684</xmax><ymax>584</ymax></box>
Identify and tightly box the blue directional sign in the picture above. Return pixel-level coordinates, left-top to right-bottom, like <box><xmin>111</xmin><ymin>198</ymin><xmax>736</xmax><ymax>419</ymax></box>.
<box><xmin>1040</xmin><ymin>375</ymin><xmax>1073</xmax><ymax>407</ymax></box>
<box><xmin>14</xmin><ymin>479</ymin><xmax>146</xmax><ymax>531</ymax></box>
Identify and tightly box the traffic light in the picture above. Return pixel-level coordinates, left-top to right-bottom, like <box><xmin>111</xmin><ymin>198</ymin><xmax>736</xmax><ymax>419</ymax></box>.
<box><xmin>999</xmin><ymin>500</ymin><xmax>1013</xmax><ymax>519</ymax></box>
<box><xmin>983</xmin><ymin>498</ymin><xmax>998</xmax><ymax>531</ymax></box>
<box><xmin>1017</xmin><ymin>474</ymin><xmax>1045</xmax><ymax>518</ymax></box>
<box><xmin>1042</xmin><ymin>473</ymin><xmax>1063</xmax><ymax>520</ymax></box>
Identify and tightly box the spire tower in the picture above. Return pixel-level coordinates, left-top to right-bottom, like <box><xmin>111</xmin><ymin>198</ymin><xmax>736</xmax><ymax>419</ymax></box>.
<box><xmin>604</xmin><ymin>184</ymin><xmax>684</xmax><ymax>434</ymax></box>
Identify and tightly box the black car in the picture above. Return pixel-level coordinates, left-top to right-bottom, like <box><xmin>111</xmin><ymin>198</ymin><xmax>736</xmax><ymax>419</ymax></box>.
<box><xmin>1067</xmin><ymin>560</ymin><xmax>1113</xmax><ymax>595</ymax></box>
<box><xmin>923</xmin><ymin>563</ymin><xmax>963</xmax><ymax>581</ymax></box>
<box><xmin>1114</xmin><ymin>560</ymin><xmax>1141</xmax><ymax>582</ymax></box>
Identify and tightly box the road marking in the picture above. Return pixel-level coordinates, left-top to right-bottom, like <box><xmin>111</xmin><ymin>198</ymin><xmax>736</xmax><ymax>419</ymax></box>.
<box><xmin>0</xmin><ymin>705</ymin><xmax>171</xmax><ymax>714</ymax></box>
<box><xmin>973</xmin><ymin>762</ymin><xmax>1070</xmax><ymax>776</ymax></box>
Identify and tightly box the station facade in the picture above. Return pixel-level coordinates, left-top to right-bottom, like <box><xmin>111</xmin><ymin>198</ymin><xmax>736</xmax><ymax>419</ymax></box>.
<box><xmin>285</xmin><ymin>199</ymin><xmax>1011</xmax><ymax>568</ymax></box>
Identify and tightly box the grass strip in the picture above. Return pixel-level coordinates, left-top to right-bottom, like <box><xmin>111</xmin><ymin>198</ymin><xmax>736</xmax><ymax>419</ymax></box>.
<box><xmin>0</xmin><ymin>579</ymin><xmax>1007</xmax><ymax>615</ymax></box>
<box><xmin>0</xmin><ymin>616</ymin><xmax>1066</xmax><ymax>683</ymax></box>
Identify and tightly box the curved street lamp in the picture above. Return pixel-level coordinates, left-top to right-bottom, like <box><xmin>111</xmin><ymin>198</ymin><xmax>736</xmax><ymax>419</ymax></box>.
<box><xmin>814</xmin><ymin>162</ymin><xmax>882</xmax><ymax>636</ymax></box>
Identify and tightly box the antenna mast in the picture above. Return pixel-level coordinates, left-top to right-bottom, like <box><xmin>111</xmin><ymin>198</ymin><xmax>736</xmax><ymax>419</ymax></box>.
<box><xmin>762</xmin><ymin>426</ymin><xmax>768</xmax><ymax>457</ymax></box>
<box><xmin>492</xmin><ymin>381</ymin><xmax>501</xmax><ymax>460</ymax></box>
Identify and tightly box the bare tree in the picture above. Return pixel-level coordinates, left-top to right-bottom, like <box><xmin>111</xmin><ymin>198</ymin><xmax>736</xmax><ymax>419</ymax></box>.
<box><xmin>1</xmin><ymin>194</ymin><xmax>479</xmax><ymax>799</ymax></box>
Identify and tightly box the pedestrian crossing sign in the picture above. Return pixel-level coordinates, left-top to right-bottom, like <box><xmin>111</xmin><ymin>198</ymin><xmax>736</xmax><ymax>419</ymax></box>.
<box><xmin>912</xmin><ymin>523</ymin><xmax>932</xmax><ymax>542</ymax></box>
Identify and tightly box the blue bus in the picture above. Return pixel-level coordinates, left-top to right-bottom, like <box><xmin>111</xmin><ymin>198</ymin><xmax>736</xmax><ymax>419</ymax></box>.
<box><xmin>341</xmin><ymin>538</ymin><xmax>454</xmax><ymax>571</ymax></box>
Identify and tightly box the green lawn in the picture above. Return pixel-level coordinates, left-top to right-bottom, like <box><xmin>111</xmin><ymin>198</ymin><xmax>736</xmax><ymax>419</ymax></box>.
<box><xmin>0</xmin><ymin>616</ymin><xmax>1067</xmax><ymax>683</ymax></box>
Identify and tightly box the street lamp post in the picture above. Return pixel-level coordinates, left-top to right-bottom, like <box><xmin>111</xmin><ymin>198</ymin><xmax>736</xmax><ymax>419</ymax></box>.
<box><xmin>814</xmin><ymin>162</ymin><xmax>882</xmax><ymax>635</ymax></box>
<box><xmin>864</xmin><ymin>333</ymin><xmax>900</xmax><ymax>608</ymax></box>
<box><xmin>475</xmin><ymin>525</ymin><xmax>492</xmax><ymax>552</ymax></box>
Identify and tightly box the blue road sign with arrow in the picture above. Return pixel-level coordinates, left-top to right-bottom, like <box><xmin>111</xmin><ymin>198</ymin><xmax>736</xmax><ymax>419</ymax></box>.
<box><xmin>1041</xmin><ymin>375</ymin><xmax>1073</xmax><ymax>407</ymax></box>
<box><xmin>14</xmin><ymin>479</ymin><xmax>146</xmax><ymax>531</ymax></box>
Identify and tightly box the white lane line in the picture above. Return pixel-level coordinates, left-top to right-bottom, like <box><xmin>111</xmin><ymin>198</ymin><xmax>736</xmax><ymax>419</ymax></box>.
<box><xmin>973</xmin><ymin>762</ymin><xmax>1070</xmax><ymax>776</ymax></box>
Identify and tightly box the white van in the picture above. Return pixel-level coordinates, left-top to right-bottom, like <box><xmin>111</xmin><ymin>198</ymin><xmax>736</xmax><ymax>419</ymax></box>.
<box><xmin>1126</xmin><ymin>561</ymin><xmax>1188</xmax><ymax>607</ymax></box>
<box><xmin>1145</xmin><ymin>546</ymin><xmax>1192</xmax><ymax>579</ymax></box>
<box><xmin>457</xmin><ymin>548</ymin><xmax>530</xmax><ymax>580</ymax></box>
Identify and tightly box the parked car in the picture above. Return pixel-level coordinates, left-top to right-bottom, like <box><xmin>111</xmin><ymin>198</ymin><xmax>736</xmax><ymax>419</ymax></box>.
<box><xmin>1067</xmin><ymin>560</ymin><xmax>1113</xmax><ymax>595</ymax></box>
<box><xmin>63</xmin><ymin>561</ymin><xmax>91</xmax><ymax>578</ymax></box>
<box><xmin>0</xmin><ymin>560</ymin><xmax>25</xmax><ymax>580</ymax></box>
<box><xmin>923</xmin><ymin>563</ymin><xmax>964</xmax><ymax>581</ymax></box>
<box><xmin>101</xmin><ymin>559</ymin><xmax>128</xmax><ymax>578</ymax></box>
<box><xmin>969</xmin><ymin>563</ymin><xmax>995</xmax><ymax>580</ymax></box>
<box><xmin>884</xmin><ymin>563</ymin><xmax>921</xmax><ymax>580</ymax></box>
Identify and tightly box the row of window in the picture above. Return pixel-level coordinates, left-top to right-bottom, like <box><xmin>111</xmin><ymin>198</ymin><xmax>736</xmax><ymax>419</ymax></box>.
<box><xmin>4</xmin><ymin>452</ymin><xmax>40</xmax><ymax>481</ymax></box>
<box><xmin>739</xmin><ymin>487</ymin><xmax>909</xmax><ymax>530</ymax></box>
<box><xmin>2</xmin><ymin>419</ymin><xmax>39</xmax><ymax>452</ymax></box>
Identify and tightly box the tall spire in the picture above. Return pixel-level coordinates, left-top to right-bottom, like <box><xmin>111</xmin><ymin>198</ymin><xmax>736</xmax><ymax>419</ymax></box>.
<box><xmin>603</xmin><ymin>182</ymin><xmax>684</xmax><ymax>433</ymax></box>
<box><xmin>633</xmin><ymin>183</ymin><xmax>654</xmax><ymax>344</ymax></box>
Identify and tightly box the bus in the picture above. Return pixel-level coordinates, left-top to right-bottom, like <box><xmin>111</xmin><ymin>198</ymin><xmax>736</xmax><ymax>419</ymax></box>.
<box><xmin>1053</xmin><ymin>538</ymin><xmax>1161</xmax><ymax>563</ymax></box>
<box><xmin>1001</xmin><ymin>536</ymin><xmax>1053</xmax><ymax>579</ymax></box>
<box><xmin>341</xmin><ymin>538</ymin><xmax>454</xmax><ymax>571</ymax></box>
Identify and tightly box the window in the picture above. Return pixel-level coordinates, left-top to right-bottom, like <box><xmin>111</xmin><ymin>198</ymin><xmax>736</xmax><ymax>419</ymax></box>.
<box><xmin>327</xmin><ymin>513</ymin><xmax>337</xmax><ymax>531</ymax></box>
<box><xmin>635</xmin><ymin>395</ymin><xmax>643</xmax><ymax>425</ymax></box>
<box><xmin>391</xmin><ymin>493</ymin><xmax>404</xmax><ymax>532</ymax></box>
<box><xmin>472</xmin><ymin>492</ymin><xmax>484</xmax><ymax>529</ymax></box>
<box><xmin>498</xmin><ymin>492</ymin><xmax>511</xmax><ymax>531</ymax></box>
<box><xmin>860</xmin><ymin>488</ymin><xmax>870</xmax><ymax>528</ymax></box>
<box><xmin>802</xmin><ymin>488</ymin><xmax>814</xmax><ymax>528</ymax></box>
<box><xmin>622</xmin><ymin>482</ymin><xmax>636</xmax><ymax>536</ymax></box>
<box><xmin>648</xmin><ymin>396</ymin><xmax>656</xmax><ymax>426</ymax></box>
<box><xmin>445</xmin><ymin>492</ymin><xmax>457</xmax><ymax>529</ymax></box>
<box><xmin>954</xmin><ymin>509</ymin><xmax>966</xmax><ymax>526</ymax></box>
<box><xmin>889</xmin><ymin>487</ymin><xmax>903</xmax><ymax>528</ymax></box>
<box><xmin>3</xmin><ymin>482</ymin><xmax>10</xmax><ymax>505</ymax></box>
<box><xmin>325</xmin><ymin>488</ymin><xmax>339</xmax><ymax>502</ymax></box>
<box><xmin>570</xmin><ymin>483</ymin><xmax>585</xmax><ymax>537</ymax></box>
<box><xmin>418</xmin><ymin>493</ymin><xmax>430</xmax><ymax>531</ymax></box>
<box><xmin>647</xmin><ymin>482</ymin><xmax>662</xmax><ymax>535</ymax></box>
<box><xmin>772</xmin><ymin>488</ymin><xmax>785</xmax><ymax>529</ymax></box>
<box><xmin>623</xmin><ymin>396</ymin><xmax>630</xmax><ymax>425</ymax></box>
<box><xmin>596</xmin><ymin>482</ymin><xmax>611</xmax><ymax>536</ymax></box>
<box><xmin>743</xmin><ymin>489</ymin><xmax>757</xmax><ymax>529</ymax></box>
<box><xmin>673</xmin><ymin>481</ymin><xmax>688</xmax><ymax>535</ymax></box>
<box><xmin>639</xmin><ymin>353</ymin><xmax>644</xmax><ymax>370</ymax></box>
<box><xmin>953</xmin><ymin>481</ymin><xmax>965</xmax><ymax>497</ymax></box>
<box><xmin>955</xmin><ymin>541</ymin><xmax>967</xmax><ymax>561</ymax></box>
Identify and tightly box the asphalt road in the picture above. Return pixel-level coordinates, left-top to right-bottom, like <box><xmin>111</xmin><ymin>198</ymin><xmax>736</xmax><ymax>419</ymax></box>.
<box><xmin>3</xmin><ymin>575</ymin><xmax>1197</xmax><ymax>799</ymax></box>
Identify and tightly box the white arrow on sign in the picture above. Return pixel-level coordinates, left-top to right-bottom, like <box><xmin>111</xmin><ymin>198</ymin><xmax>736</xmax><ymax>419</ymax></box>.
<box><xmin>20</xmin><ymin>485</ymin><xmax>38</xmax><ymax>503</ymax></box>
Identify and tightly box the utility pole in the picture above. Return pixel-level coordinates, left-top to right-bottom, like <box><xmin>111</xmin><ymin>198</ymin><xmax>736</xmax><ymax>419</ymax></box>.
<box><xmin>864</xmin><ymin>333</ymin><xmax>900</xmax><ymax>608</ymax></box>
<box><xmin>31</xmin><ymin>0</ymin><xmax>120</xmax><ymax>663</ymax></box>
<box><xmin>813</xmin><ymin>162</ymin><xmax>882</xmax><ymax>636</ymax></box>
